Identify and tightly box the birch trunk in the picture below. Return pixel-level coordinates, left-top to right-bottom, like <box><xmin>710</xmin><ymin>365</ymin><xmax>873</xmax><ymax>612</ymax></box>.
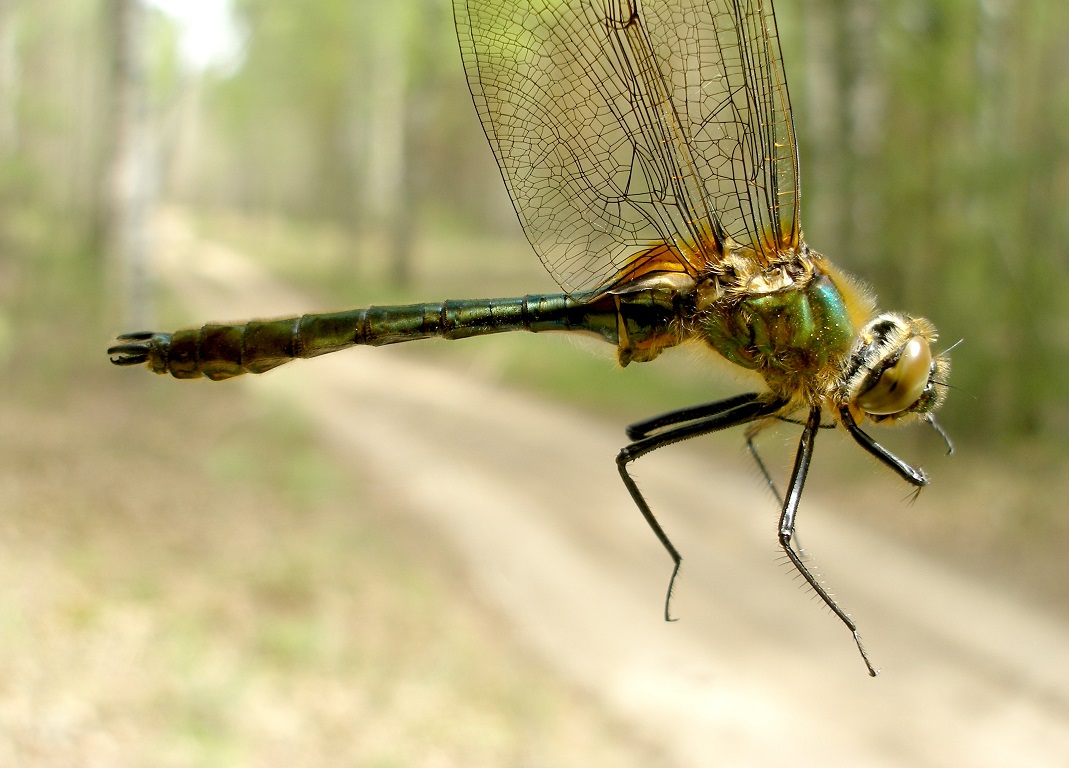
<box><xmin>104</xmin><ymin>0</ymin><xmax>154</xmax><ymax>328</ymax></box>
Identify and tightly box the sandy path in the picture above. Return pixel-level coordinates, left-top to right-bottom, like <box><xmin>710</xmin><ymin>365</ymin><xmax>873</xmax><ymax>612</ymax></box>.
<box><xmin>150</xmin><ymin>209</ymin><xmax>1069</xmax><ymax>767</ymax></box>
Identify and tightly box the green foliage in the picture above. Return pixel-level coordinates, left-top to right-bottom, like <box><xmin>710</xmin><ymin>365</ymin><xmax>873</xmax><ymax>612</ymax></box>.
<box><xmin>0</xmin><ymin>0</ymin><xmax>184</xmax><ymax>255</ymax></box>
<box><xmin>204</xmin><ymin>0</ymin><xmax>467</xmax><ymax>226</ymax></box>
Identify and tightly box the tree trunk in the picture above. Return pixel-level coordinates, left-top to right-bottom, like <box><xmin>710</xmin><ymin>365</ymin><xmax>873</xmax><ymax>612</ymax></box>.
<box><xmin>0</xmin><ymin>0</ymin><xmax>19</xmax><ymax>156</ymax></box>
<box><xmin>104</xmin><ymin>0</ymin><xmax>154</xmax><ymax>328</ymax></box>
<box><xmin>363</xmin><ymin>0</ymin><xmax>412</xmax><ymax>289</ymax></box>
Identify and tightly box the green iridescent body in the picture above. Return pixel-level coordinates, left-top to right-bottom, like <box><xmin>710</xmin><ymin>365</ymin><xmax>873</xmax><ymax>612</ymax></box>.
<box><xmin>114</xmin><ymin>248</ymin><xmax>864</xmax><ymax>416</ymax></box>
<box><xmin>697</xmin><ymin>254</ymin><xmax>861</xmax><ymax>405</ymax></box>
<box><xmin>704</xmin><ymin>273</ymin><xmax>851</xmax><ymax>372</ymax></box>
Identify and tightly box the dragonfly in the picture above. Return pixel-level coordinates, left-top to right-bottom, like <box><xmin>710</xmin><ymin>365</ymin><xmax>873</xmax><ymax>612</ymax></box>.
<box><xmin>109</xmin><ymin>0</ymin><xmax>951</xmax><ymax>676</ymax></box>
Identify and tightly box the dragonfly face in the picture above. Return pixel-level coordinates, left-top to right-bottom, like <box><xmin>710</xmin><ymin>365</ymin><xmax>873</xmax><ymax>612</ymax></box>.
<box><xmin>109</xmin><ymin>0</ymin><xmax>954</xmax><ymax>676</ymax></box>
<box><xmin>842</xmin><ymin>313</ymin><xmax>950</xmax><ymax>423</ymax></box>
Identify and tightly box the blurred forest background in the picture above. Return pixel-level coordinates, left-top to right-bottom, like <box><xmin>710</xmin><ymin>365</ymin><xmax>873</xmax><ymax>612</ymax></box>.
<box><xmin>2</xmin><ymin>0</ymin><xmax>1066</xmax><ymax>442</ymax></box>
<box><xmin>1</xmin><ymin>0</ymin><xmax>1068</xmax><ymax>761</ymax></box>
<box><xmin>4</xmin><ymin>0</ymin><xmax>1069</xmax><ymax>622</ymax></box>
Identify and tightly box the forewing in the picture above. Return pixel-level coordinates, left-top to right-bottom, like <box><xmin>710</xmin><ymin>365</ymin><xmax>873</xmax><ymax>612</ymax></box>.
<box><xmin>454</xmin><ymin>0</ymin><xmax>800</xmax><ymax>294</ymax></box>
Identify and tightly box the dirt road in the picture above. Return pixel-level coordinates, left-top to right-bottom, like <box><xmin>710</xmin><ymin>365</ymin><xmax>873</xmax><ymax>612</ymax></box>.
<box><xmin>151</xmin><ymin>210</ymin><xmax>1069</xmax><ymax>767</ymax></box>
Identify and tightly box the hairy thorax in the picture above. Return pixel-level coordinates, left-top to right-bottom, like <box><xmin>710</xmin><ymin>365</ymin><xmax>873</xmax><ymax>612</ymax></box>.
<box><xmin>693</xmin><ymin>245</ymin><xmax>872</xmax><ymax>405</ymax></box>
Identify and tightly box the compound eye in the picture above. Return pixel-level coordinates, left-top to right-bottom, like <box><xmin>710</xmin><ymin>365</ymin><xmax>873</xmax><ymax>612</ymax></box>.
<box><xmin>857</xmin><ymin>336</ymin><xmax>933</xmax><ymax>416</ymax></box>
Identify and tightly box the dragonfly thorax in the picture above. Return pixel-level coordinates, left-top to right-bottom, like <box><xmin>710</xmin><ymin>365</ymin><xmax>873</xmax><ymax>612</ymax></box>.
<box><xmin>696</xmin><ymin>250</ymin><xmax>858</xmax><ymax>404</ymax></box>
<box><xmin>690</xmin><ymin>247</ymin><xmax>948</xmax><ymax>422</ymax></box>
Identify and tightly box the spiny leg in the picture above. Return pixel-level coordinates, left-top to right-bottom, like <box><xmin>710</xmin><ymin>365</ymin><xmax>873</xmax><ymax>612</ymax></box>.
<box><xmin>781</xmin><ymin>406</ymin><xmax>878</xmax><ymax>677</ymax></box>
<box><xmin>639</xmin><ymin>411</ymin><xmax>814</xmax><ymax>569</ymax></box>
<box><xmin>744</xmin><ymin>415</ymin><xmax>834</xmax><ymax>556</ymax></box>
<box><xmin>745</xmin><ymin>413</ymin><xmax>838</xmax><ymax>506</ymax></box>
<box><xmin>745</xmin><ymin>420</ymin><xmax>817</xmax><ymax>557</ymax></box>
<box><xmin>617</xmin><ymin>394</ymin><xmax>788</xmax><ymax>621</ymax></box>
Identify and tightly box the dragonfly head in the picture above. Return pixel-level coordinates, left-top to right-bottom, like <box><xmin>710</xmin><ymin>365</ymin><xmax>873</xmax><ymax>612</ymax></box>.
<box><xmin>841</xmin><ymin>312</ymin><xmax>950</xmax><ymax>424</ymax></box>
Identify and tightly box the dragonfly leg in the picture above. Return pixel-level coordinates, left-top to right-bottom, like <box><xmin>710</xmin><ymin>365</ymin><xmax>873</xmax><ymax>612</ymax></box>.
<box><xmin>625</xmin><ymin>392</ymin><xmax>763</xmax><ymax>440</ymax></box>
<box><xmin>616</xmin><ymin>394</ymin><xmax>788</xmax><ymax>621</ymax></box>
<box><xmin>781</xmin><ymin>406</ymin><xmax>878</xmax><ymax>677</ymax></box>
<box><xmin>839</xmin><ymin>407</ymin><xmax>928</xmax><ymax>487</ymax></box>
<box><xmin>745</xmin><ymin>421</ymin><xmax>782</xmax><ymax>502</ymax></box>
<box><xmin>925</xmin><ymin>413</ymin><xmax>955</xmax><ymax>456</ymax></box>
<box><xmin>746</xmin><ymin>421</ymin><xmax>817</xmax><ymax>556</ymax></box>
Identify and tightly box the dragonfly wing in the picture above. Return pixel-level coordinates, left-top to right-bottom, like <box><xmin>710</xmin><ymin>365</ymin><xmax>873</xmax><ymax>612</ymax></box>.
<box><xmin>453</xmin><ymin>0</ymin><xmax>801</xmax><ymax>294</ymax></box>
<box><xmin>655</xmin><ymin>0</ymin><xmax>801</xmax><ymax>258</ymax></box>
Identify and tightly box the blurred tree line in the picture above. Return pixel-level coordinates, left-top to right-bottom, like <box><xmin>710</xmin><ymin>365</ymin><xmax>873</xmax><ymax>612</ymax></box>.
<box><xmin>0</xmin><ymin>0</ymin><xmax>181</xmax><ymax>381</ymax></box>
<box><xmin>0</xmin><ymin>0</ymin><xmax>1066</xmax><ymax>447</ymax></box>
<box><xmin>169</xmin><ymin>0</ymin><xmax>514</xmax><ymax>286</ymax></box>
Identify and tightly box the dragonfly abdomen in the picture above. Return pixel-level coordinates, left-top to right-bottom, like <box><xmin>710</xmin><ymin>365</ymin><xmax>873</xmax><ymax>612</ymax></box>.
<box><xmin>108</xmin><ymin>293</ymin><xmax>636</xmax><ymax>380</ymax></box>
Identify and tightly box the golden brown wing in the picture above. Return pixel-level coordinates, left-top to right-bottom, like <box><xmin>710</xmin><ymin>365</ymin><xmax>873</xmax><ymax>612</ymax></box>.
<box><xmin>454</xmin><ymin>0</ymin><xmax>801</xmax><ymax>293</ymax></box>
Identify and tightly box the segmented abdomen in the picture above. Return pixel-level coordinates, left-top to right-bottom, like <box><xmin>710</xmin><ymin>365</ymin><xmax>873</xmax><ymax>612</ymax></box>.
<box><xmin>108</xmin><ymin>295</ymin><xmax>624</xmax><ymax>380</ymax></box>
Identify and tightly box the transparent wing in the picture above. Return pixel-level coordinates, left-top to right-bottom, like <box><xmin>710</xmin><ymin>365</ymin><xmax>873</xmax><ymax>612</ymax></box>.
<box><xmin>454</xmin><ymin>0</ymin><xmax>800</xmax><ymax>294</ymax></box>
